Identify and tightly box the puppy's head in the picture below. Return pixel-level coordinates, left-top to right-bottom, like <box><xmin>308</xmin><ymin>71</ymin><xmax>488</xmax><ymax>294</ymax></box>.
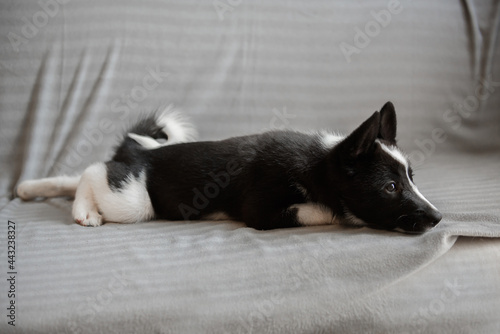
<box><xmin>330</xmin><ymin>102</ymin><xmax>442</xmax><ymax>233</ymax></box>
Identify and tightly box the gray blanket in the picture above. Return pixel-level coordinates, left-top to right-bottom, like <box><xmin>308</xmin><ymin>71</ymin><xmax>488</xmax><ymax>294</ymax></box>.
<box><xmin>1</xmin><ymin>0</ymin><xmax>499</xmax><ymax>333</ymax></box>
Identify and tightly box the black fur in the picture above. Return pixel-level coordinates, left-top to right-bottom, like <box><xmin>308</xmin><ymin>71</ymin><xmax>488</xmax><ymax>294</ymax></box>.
<box><xmin>144</xmin><ymin>131</ymin><xmax>324</xmax><ymax>230</ymax></box>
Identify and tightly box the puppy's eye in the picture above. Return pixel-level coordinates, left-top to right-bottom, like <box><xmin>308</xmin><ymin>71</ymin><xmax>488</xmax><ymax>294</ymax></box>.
<box><xmin>385</xmin><ymin>182</ymin><xmax>397</xmax><ymax>193</ymax></box>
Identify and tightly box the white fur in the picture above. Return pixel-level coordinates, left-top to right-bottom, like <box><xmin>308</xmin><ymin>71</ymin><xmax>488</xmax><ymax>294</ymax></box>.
<box><xmin>377</xmin><ymin>140</ymin><xmax>438</xmax><ymax>211</ymax></box>
<box><xmin>406</xmin><ymin>170</ymin><xmax>439</xmax><ymax>211</ymax></box>
<box><xmin>127</xmin><ymin>133</ymin><xmax>162</xmax><ymax>149</ymax></box>
<box><xmin>72</xmin><ymin>163</ymin><xmax>154</xmax><ymax>226</ymax></box>
<box><xmin>290</xmin><ymin>202</ymin><xmax>338</xmax><ymax>226</ymax></box>
<box><xmin>319</xmin><ymin>131</ymin><xmax>344</xmax><ymax>149</ymax></box>
<box><xmin>377</xmin><ymin>139</ymin><xmax>408</xmax><ymax>167</ymax></box>
<box><xmin>72</xmin><ymin>171</ymin><xmax>103</xmax><ymax>227</ymax></box>
<box><xmin>17</xmin><ymin>176</ymin><xmax>80</xmax><ymax>200</ymax></box>
<box><xmin>156</xmin><ymin>105</ymin><xmax>198</xmax><ymax>144</ymax></box>
<box><xmin>128</xmin><ymin>105</ymin><xmax>197</xmax><ymax>149</ymax></box>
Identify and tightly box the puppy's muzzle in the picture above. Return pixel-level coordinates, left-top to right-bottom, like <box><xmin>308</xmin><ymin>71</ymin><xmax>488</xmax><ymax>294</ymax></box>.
<box><xmin>397</xmin><ymin>208</ymin><xmax>442</xmax><ymax>233</ymax></box>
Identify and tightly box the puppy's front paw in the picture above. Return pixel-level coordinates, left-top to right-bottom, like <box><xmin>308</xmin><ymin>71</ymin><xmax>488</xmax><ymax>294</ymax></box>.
<box><xmin>73</xmin><ymin>211</ymin><xmax>103</xmax><ymax>227</ymax></box>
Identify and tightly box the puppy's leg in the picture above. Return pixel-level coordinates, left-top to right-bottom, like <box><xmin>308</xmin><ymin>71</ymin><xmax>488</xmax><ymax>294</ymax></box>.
<box><xmin>246</xmin><ymin>203</ymin><xmax>338</xmax><ymax>230</ymax></box>
<box><xmin>243</xmin><ymin>205</ymin><xmax>299</xmax><ymax>230</ymax></box>
<box><xmin>288</xmin><ymin>203</ymin><xmax>338</xmax><ymax>226</ymax></box>
<box><xmin>72</xmin><ymin>162</ymin><xmax>155</xmax><ymax>226</ymax></box>
<box><xmin>72</xmin><ymin>164</ymin><xmax>104</xmax><ymax>227</ymax></box>
<box><xmin>17</xmin><ymin>176</ymin><xmax>80</xmax><ymax>200</ymax></box>
<box><xmin>94</xmin><ymin>162</ymin><xmax>155</xmax><ymax>224</ymax></box>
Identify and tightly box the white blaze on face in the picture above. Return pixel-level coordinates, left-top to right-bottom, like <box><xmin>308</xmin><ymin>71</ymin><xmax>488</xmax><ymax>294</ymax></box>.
<box><xmin>376</xmin><ymin>140</ymin><xmax>438</xmax><ymax>211</ymax></box>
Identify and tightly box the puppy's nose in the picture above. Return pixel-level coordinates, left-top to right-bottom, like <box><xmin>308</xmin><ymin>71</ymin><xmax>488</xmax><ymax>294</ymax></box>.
<box><xmin>429</xmin><ymin>210</ymin><xmax>442</xmax><ymax>226</ymax></box>
<box><xmin>416</xmin><ymin>209</ymin><xmax>442</xmax><ymax>227</ymax></box>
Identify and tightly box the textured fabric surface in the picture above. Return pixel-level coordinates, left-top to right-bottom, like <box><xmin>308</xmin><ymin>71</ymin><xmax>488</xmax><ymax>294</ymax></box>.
<box><xmin>0</xmin><ymin>0</ymin><xmax>499</xmax><ymax>333</ymax></box>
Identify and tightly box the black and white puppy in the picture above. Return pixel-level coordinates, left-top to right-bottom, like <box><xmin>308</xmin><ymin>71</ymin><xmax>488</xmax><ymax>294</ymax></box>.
<box><xmin>17</xmin><ymin>102</ymin><xmax>442</xmax><ymax>233</ymax></box>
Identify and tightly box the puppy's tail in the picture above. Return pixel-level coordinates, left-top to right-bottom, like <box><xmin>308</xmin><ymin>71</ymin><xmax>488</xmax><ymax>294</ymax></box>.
<box><xmin>16</xmin><ymin>105</ymin><xmax>197</xmax><ymax>201</ymax></box>
<box><xmin>126</xmin><ymin>104</ymin><xmax>197</xmax><ymax>149</ymax></box>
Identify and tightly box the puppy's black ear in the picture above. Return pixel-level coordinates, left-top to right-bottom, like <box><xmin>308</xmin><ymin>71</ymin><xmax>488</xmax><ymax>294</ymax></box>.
<box><xmin>378</xmin><ymin>101</ymin><xmax>397</xmax><ymax>144</ymax></box>
<box><xmin>339</xmin><ymin>111</ymin><xmax>380</xmax><ymax>159</ymax></box>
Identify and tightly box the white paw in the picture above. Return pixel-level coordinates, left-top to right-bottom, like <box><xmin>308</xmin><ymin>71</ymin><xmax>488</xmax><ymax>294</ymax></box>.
<box><xmin>16</xmin><ymin>180</ymin><xmax>36</xmax><ymax>200</ymax></box>
<box><xmin>73</xmin><ymin>210</ymin><xmax>103</xmax><ymax>227</ymax></box>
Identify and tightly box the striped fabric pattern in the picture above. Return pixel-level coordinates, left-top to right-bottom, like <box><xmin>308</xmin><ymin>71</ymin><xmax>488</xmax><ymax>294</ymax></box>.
<box><xmin>0</xmin><ymin>0</ymin><xmax>499</xmax><ymax>333</ymax></box>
